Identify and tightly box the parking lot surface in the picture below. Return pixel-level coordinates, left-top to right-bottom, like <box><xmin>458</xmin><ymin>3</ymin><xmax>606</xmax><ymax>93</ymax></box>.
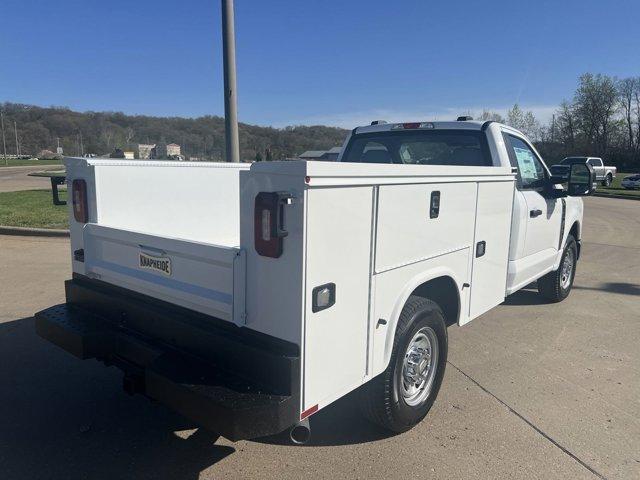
<box><xmin>0</xmin><ymin>165</ymin><xmax>63</xmax><ymax>192</ymax></box>
<box><xmin>0</xmin><ymin>196</ymin><xmax>638</xmax><ymax>479</ymax></box>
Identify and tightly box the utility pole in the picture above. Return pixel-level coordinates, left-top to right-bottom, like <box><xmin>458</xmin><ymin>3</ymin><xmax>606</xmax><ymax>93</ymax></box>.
<box><xmin>221</xmin><ymin>0</ymin><xmax>240</xmax><ymax>162</ymax></box>
<box><xmin>1</xmin><ymin>111</ymin><xmax>7</xmax><ymax>165</ymax></box>
<box><xmin>14</xmin><ymin>121</ymin><xmax>19</xmax><ymax>157</ymax></box>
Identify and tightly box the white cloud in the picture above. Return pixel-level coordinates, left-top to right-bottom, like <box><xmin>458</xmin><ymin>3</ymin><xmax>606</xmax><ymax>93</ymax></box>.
<box><xmin>276</xmin><ymin>104</ymin><xmax>558</xmax><ymax>129</ymax></box>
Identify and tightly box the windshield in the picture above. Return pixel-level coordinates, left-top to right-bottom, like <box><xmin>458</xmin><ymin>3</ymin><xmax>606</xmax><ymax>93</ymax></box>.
<box><xmin>341</xmin><ymin>130</ymin><xmax>491</xmax><ymax>166</ymax></box>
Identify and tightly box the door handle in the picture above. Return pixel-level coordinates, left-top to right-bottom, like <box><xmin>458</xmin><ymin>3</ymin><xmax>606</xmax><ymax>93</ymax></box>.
<box><xmin>529</xmin><ymin>209</ymin><xmax>543</xmax><ymax>218</ymax></box>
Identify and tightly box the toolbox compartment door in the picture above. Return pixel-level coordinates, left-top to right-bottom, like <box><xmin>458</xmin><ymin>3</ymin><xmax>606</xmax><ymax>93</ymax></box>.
<box><xmin>82</xmin><ymin>224</ymin><xmax>246</xmax><ymax>325</ymax></box>
<box><xmin>303</xmin><ymin>186</ymin><xmax>373</xmax><ymax>410</ymax></box>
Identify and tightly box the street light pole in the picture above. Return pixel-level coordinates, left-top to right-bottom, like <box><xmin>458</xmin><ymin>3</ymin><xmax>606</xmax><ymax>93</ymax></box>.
<box><xmin>14</xmin><ymin>121</ymin><xmax>19</xmax><ymax>157</ymax></box>
<box><xmin>221</xmin><ymin>0</ymin><xmax>240</xmax><ymax>163</ymax></box>
<box><xmin>0</xmin><ymin>111</ymin><xmax>7</xmax><ymax>165</ymax></box>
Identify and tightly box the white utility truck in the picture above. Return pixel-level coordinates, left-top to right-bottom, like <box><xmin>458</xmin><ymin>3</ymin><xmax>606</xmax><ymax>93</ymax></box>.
<box><xmin>36</xmin><ymin>118</ymin><xmax>596</xmax><ymax>444</ymax></box>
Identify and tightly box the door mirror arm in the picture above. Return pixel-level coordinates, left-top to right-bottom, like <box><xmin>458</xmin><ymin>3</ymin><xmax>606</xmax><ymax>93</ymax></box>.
<box><xmin>541</xmin><ymin>176</ymin><xmax>568</xmax><ymax>199</ymax></box>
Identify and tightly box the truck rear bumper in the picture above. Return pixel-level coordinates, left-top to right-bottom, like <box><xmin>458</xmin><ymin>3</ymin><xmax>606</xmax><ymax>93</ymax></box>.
<box><xmin>35</xmin><ymin>276</ymin><xmax>300</xmax><ymax>441</ymax></box>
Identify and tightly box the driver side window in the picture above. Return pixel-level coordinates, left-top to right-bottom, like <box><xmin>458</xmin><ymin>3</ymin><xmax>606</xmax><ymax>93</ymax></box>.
<box><xmin>505</xmin><ymin>134</ymin><xmax>546</xmax><ymax>189</ymax></box>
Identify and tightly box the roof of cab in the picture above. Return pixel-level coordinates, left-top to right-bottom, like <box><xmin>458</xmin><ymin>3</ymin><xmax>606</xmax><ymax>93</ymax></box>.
<box><xmin>353</xmin><ymin>120</ymin><xmax>487</xmax><ymax>135</ymax></box>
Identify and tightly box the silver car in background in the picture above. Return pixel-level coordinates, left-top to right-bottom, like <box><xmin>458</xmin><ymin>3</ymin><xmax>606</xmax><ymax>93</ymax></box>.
<box><xmin>621</xmin><ymin>174</ymin><xmax>640</xmax><ymax>189</ymax></box>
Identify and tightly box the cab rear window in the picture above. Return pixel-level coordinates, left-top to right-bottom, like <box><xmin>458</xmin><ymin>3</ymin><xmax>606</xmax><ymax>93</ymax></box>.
<box><xmin>341</xmin><ymin>130</ymin><xmax>492</xmax><ymax>166</ymax></box>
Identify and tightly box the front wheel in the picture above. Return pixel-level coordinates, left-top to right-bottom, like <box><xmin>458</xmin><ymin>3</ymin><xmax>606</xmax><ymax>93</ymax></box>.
<box><xmin>538</xmin><ymin>235</ymin><xmax>577</xmax><ymax>302</ymax></box>
<box><xmin>602</xmin><ymin>174</ymin><xmax>612</xmax><ymax>187</ymax></box>
<box><xmin>359</xmin><ymin>296</ymin><xmax>447</xmax><ymax>433</ymax></box>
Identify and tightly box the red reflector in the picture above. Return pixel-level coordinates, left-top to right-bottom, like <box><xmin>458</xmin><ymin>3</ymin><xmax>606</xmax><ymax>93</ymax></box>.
<box><xmin>301</xmin><ymin>404</ymin><xmax>318</xmax><ymax>420</ymax></box>
<box><xmin>254</xmin><ymin>192</ymin><xmax>289</xmax><ymax>258</ymax></box>
<box><xmin>72</xmin><ymin>179</ymin><xmax>88</xmax><ymax>223</ymax></box>
<box><xmin>402</xmin><ymin>122</ymin><xmax>421</xmax><ymax>129</ymax></box>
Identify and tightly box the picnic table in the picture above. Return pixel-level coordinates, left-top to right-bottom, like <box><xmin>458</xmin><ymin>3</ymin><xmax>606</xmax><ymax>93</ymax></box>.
<box><xmin>28</xmin><ymin>170</ymin><xmax>67</xmax><ymax>205</ymax></box>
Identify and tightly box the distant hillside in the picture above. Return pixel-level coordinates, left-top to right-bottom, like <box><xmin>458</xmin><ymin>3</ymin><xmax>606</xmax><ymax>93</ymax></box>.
<box><xmin>0</xmin><ymin>103</ymin><xmax>348</xmax><ymax>161</ymax></box>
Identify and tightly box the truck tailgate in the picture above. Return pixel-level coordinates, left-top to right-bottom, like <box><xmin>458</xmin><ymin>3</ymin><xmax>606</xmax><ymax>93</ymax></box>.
<box><xmin>82</xmin><ymin>224</ymin><xmax>246</xmax><ymax>325</ymax></box>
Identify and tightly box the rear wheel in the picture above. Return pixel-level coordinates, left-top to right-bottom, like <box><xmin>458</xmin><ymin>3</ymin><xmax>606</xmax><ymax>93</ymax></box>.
<box><xmin>359</xmin><ymin>296</ymin><xmax>447</xmax><ymax>433</ymax></box>
<box><xmin>538</xmin><ymin>235</ymin><xmax>577</xmax><ymax>302</ymax></box>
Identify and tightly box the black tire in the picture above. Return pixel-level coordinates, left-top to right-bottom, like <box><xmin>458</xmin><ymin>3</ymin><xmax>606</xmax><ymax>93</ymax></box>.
<box><xmin>602</xmin><ymin>174</ymin><xmax>612</xmax><ymax>187</ymax></box>
<box><xmin>359</xmin><ymin>296</ymin><xmax>447</xmax><ymax>433</ymax></box>
<box><xmin>538</xmin><ymin>235</ymin><xmax>577</xmax><ymax>302</ymax></box>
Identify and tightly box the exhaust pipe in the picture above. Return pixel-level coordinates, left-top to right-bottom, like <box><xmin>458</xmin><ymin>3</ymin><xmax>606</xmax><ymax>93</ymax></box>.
<box><xmin>289</xmin><ymin>418</ymin><xmax>311</xmax><ymax>445</ymax></box>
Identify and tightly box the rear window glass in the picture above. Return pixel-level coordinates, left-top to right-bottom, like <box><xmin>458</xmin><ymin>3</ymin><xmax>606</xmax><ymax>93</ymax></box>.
<box><xmin>341</xmin><ymin>130</ymin><xmax>491</xmax><ymax>166</ymax></box>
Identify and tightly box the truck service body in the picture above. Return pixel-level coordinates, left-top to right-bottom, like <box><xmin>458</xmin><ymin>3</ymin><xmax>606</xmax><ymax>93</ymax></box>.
<box><xmin>36</xmin><ymin>120</ymin><xmax>595</xmax><ymax>442</ymax></box>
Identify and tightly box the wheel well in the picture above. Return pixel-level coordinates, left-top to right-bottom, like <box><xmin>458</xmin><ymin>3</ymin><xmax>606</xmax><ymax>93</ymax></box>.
<box><xmin>569</xmin><ymin>222</ymin><xmax>580</xmax><ymax>258</ymax></box>
<box><xmin>410</xmin><ymin>276</ymin><xmax>460</xmax><ymax>327</ymax></box>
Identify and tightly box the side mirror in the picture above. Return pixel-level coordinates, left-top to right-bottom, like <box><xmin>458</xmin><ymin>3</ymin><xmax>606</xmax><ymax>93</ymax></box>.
<box><xmin>567</xmin><ymin>163</ymin><xmax>596</xmax><ymax>196</ymax></box>
<box><xmin>549</xmin><ymin>175</ymin><xmax>567</xmax><ymax>185</ymax></box>
<box><xmin>549</xmin><ymin>165</ymin><xmax>570</xmax><ymax>181</ymax></box>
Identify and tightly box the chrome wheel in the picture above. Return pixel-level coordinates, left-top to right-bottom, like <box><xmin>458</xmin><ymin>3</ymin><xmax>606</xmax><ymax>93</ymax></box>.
<box><xmin>401</xmin><ymin>327</ymin><xmax>438</xmax><ymax>407</ymax></box>
<box><xmin>560</xmin><ymin>249</ymin><xmax>574</xmax><ymax>290</ymax></box>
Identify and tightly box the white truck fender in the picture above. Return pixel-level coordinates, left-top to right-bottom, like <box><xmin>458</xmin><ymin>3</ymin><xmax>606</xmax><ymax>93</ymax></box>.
<box><xmin>553</xmin><ymin>198</ymin><xmax>583</xmax><ymax>270</ymax></box>
<box><xmin>380</xmin><ymin>266</ymin><xmax>463</xmax><ymax>374</ymax></box>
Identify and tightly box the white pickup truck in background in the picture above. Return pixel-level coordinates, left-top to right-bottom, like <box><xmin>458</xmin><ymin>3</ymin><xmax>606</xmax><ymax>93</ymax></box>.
<box><xmin>555</xmin><ymin>156</ymin><xmax>616</xmax><ymax>187</ymax></box>
<box><xmin>35</xmin><ymin>118</ymin><xmax>596</xmax><ymax>444</ymax></box>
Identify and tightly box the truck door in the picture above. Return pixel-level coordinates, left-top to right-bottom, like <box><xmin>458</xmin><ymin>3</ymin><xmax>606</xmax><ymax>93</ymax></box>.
<box><xmin>503</xmin><ymin>133</ymin><xmax>562</xmax><ymax>281</ymax></box>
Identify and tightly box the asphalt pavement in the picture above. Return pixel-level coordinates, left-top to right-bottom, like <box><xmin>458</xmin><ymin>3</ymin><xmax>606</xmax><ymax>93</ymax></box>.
<box><xmin>0</xmin><ymin>196</ymin><xmax>638</xmax><ymax>479</ymax></box>
<box><xmin>0</xmin><ymin>165</ymin><xmax>63</xmax><ymax>192</ymax></box>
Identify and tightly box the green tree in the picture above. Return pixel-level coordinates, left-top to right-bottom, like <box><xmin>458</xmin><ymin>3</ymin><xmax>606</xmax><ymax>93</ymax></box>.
<box><xmin>506</xmin><ymin>104</ymin><xmax>540</xmax><ymax>140</ymax></box>
<box><xmin>573</xmin><ymin>73</ymin><xmax>618</xmax><ymax>155</ymax></box>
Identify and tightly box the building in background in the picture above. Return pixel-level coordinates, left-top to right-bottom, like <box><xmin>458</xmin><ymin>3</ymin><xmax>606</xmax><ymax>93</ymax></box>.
<box><xmin>155</xmin><ymin>142</ymin><xmax>182</xmax><ymax>159</ymax></box>
<box><xmin>166</xmin><ymin>143</ymin><xmax>181</xmax><ymax>156</ymax></box>
<box><xmin>298</xmin><ymin>146</ymin><xmax>342</xmax><ymax>161</ymax></box>
<box><xmin>138</xmin><ymin>144</ymin><xmax>155</xmax><ymax>159</ymax></box>
<box><xmin>123</xmin><ymin>151</ymin><xmax>135</xmax><ymax>159</ymax></box>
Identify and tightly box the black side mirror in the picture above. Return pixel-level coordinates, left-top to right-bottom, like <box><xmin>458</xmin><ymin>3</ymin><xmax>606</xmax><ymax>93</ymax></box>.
<box><xmin>567</xmin><ymin>163</ymin><xmax>596</xmax><ymax>196</ymax></box>
<box><xmin>542</xmin><ymin>175</ymin><xmax>568</xmax><ymax>198</ymax></box>
<box><xmin>549</xmin><ymin>175</ymin><xmax>567</xmax><ymax>185</ymax></box>
<box><xmin>549</xmin><ymin>165</ymin><xmax>570</xmax><ymax>181</ymax></box>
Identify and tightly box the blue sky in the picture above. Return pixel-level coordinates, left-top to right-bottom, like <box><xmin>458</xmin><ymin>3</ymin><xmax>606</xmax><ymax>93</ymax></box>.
<box><xmin>1</xmin><ymin>0</ymin><xmax>639</xmax><ymax>128</ymax></box>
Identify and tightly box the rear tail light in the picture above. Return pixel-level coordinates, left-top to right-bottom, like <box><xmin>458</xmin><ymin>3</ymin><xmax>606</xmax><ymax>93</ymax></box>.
<box><xmin>254</xmin><ymin>192</ymin><xmax>292</xmax><ymax>258</ymax></box>
<box><xmin>72</xmin><ymin>179</ymin><xmax>88</xmax><ymax>223</ymax></box>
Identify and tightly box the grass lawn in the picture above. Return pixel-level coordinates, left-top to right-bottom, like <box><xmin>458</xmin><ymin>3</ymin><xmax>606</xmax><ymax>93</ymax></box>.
<box><xmin>596</xmin><ymin>172</ymin><xmax>640</xmax><ymax>198</ymax></box>
<box><xmin>0</xmin><ymin>189</ymin><xmax>69</xmax><ymax>229</ymax></box>
<box><xmin>0</xmin><ymin>158</ymin><xmax>62</xmax><ymax>167</ymax></box>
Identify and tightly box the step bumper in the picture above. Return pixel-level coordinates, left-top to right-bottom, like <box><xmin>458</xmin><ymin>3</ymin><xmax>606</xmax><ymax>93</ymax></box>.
<box><xmin>35</xmin><ymin>290</ymin><xmax>300</xmax><ymax>441</ymax></box>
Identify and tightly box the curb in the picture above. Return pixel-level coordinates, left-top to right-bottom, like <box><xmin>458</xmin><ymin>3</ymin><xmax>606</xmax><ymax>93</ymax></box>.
<box><xmin>0</xmin><ymin>225</ymin><xmax>70</xmax><ymax>237</ymax></box>
<box><xmin>593</xmin><ymin>192</ymin><xmax>640</xmax><ymax>201</ymax></box>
